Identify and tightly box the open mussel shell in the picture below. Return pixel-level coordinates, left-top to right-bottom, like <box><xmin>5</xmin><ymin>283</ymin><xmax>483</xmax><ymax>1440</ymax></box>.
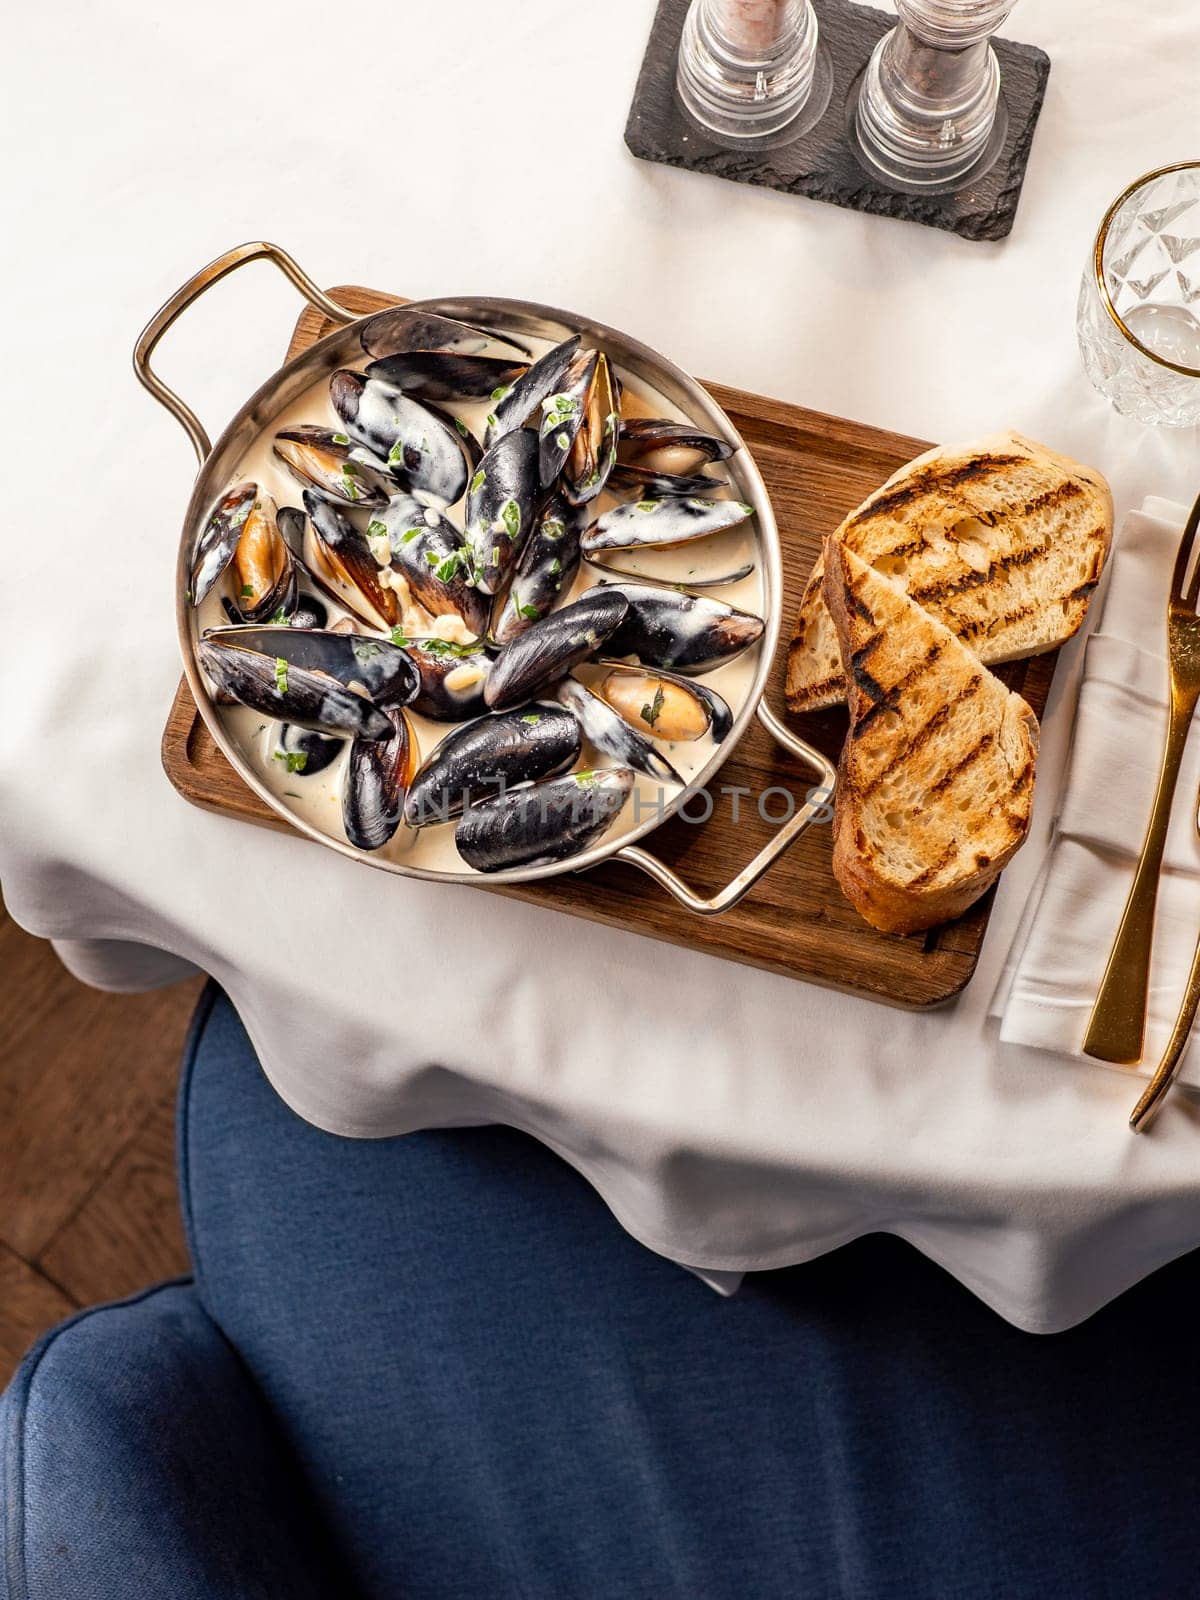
<box><xmin>554</xmin><ymin>678</ymin><xmax>682</xmax><ymax>786</ymax></box>
<box><xmin>455</xmin><ymin>768</ymin><xmax>635</xmax><ymax>873</ymax></box>
<box><xmin>484</xmin><ymin>590</ymin><xmax>630</xmax><ymax>712</ymax></box>
<box><xmin>190</xmin><ymin>482</ymin><xmax>257</xmax><ymax>607</ymax></box>
<box><xmin>400</xmin><ymin>638</ymin><xmax>493</xmax><ymax>722</ymax></box>
<box><xmin>197</xmin><ymin>638</ymin><xmax>392</xmax><ymax>741</ymax></box>
<box><xmin>537</xmin><ymin>349</ymin><xmax>597</xmax><ymax>489</ymax></box>
<box><xmin>618</xmin><ymin>418</ymin><xmax>733</xmax><ymax>466</ymax></box>
<box><xmin>366</xmin><ymin>351</ymin><xmax>528</xmax><ymax>403</ymax></box>
<box><xmin>343</xmin><ymin>705</ymin><xmax>418</xmax><ymax>851</ymax></box>
<box><xmin>207</xmin><ymin>626</ymin><xmax>419</xmax><ymax>708</ymax></box>
<box><xmin>377</xmin><ymin>494</ymin><xmax>488</xmax><ymax>638</ymax></box>
<box><xmin>484</xmin><ymin>334</ymin><xmax>581</xmax><ymax>448</ymax></box>
<box><xmin>302</xmin><ymin>492</ymin><xmax>399</xmax><ymax>629</ymax></box>
<box><xmin>594</xmin><ymin>662</ymin><xmax>733</xmax><ymax>743</ymax></box>
<box><xmin>273</xmin><ymin>723</ymin><xmax>342</xmax><ymax>778</ymax></box>
<box><xmin>273</xmin><ymin>428</ymin><xmax>390</xmax><ymax>509</ymax></box>
<box><xmin>405</xmin><ymin>705</ymin><xmax>581</xmax><ymax>827</ymax></box>
<box><xmin>561</xmin><ymin>352</ymin><xmax>621</xmax><ymax>506</ymax></box>
<box><xmin>359</xmin><ymin>307</ymin><xmax>529</xmax><ymax>361</ymax></box>
<box><xmin>582</xmin><ymin>496</ymin><xmax>753</xmax><ymax>555</ymax></box>
<box><xmin>490</xmin><ymin>495</ymin><xmax>584</xmax><ymax>646</ymax></box>
<box><xmin>229</xmin><ymin>493</ymin><xmax>299</xmax><ymax>623</ymax></box>
<box><xmin>601</xmin><ymin>582</ymin><xmax>765</xmax><ymax>675</ymax></box>
<box><xmin>463</xmin><ymin>428</ymin><xmax>542</xmax><ymax>596</ymax></box>
<box><xmin>329</xmin><ymin>371</ymin><xmax>469</xmax><ymax>506</ymax></box>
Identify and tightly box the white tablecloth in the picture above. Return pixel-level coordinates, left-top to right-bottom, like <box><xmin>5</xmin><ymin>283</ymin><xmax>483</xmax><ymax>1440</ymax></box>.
<box><xmin>3</xmin><ymin>0</ymin><xmax>1199</xmax><ymax>1333</ymax></box>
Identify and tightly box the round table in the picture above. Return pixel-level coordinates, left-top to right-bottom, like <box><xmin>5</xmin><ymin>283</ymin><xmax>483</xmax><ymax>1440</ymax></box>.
<box><xmin>4</xmin><ymin>0</ymin><xmax>1198</xmax><ymax>1332</ymax></box>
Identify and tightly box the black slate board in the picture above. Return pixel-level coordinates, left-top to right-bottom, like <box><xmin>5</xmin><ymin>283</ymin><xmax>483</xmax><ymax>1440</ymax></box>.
<box><xmin>624</xmin><ymin>0</ymin><xmax>1051</xmax><ymax>243</ymax></box>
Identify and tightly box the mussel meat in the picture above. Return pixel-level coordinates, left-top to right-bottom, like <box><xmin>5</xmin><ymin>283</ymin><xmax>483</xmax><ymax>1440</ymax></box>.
<box><xmin>484</xmin><ymin>590</ymin><xmax>630</xmax><ymax>711</ymax></box>
<box><xmin>463</xmin><ymin>428</ymin><xmax>542</xmax><ymax>596</ymax></box>
<box><xmin>190</xmin><ymin>483</ymin><xmax>256</xmax><ymax>607</ymax></box>
<box><xmin>581</xmin><ymin>496</ymin><xmax>753</xmax><ymax>555</ymax></box>
<box><xmin>272</xmin><ymin>723</ymin><xmax>343</xmax><ymax>778</ymax></box>
<box><xmin>207</xmin><ymin>626</ymin><xmax>419</xmax><ymax>708</ymax></box>
<box><xmin>560</xmin><ymin>352</ymin><xmax>620</xmax><ymax>506</ymax></box>
<box><xmin>618</xmin><ymin>418</ymin><xmax>733</xmax><ymax>467</ymax></box>
<box><xmin>329</xmin><ymin>370</ymin><xmax>470</xmax><ymax>506</ymax></box>
<box><xmin>273</xmin><ymin>428</ymin><xmax>390</xmax><ymax>509</ymax></box>
<box><xmin>197</xmin><ymin>637</ymin><xmax>392</xmax><ymax>740</ymax></box>
<box><xmin>366</xmin><ymin>351</ymin><xmax>529</xmax><ymax>403</ymax></box>
<box><xmin>484</xmin><ymin>335</ymin><xmax>581</xmax><ymax>447</ymax></box>
<box><xmin>302</xmin><ymin>492</ymin><xmax>399</xmax><ymax>629</ymax></box>
<box><xmin>602</xmin><ymin>582</ymin><xmax>765</xmax><ymax>675</ymax></box>
<box><xmin>377</xmin><ymin>494</ymin><xmax>488</xmax><ymax>638</ymax></box>
<box><xmin>405</xmin><ymin>705</ymin><xmax>581</xmax><ymax>826</ymax></box>
<box><xmin>455</xmin><ymin>768</ymin><xmax>635</xmax><ymax>872</ymax></box>
<box><xmin>554</xmin><ymin>678</ymin><xmax>682</xmax><ymax>786</ymax></box>
<box><xmin>595</xmin><ymin>663</ymin><xmax>732</xmax><ymax>743</ymax></box>
<box><xmin>229</xmin><ymin>493</ymin><xmax>299</xmax><ymax>623</ymax></box>
<box><xmin>490</xmin><ymin>495</ymin><xmax>584</xmax><ymax>646</ymax></box>
<box><xmin>401</xmin><ymin>638</ymin><xmax>493</xmax><ymax>722</ymax></box>
<box><xmin>344</xmin><ymin>705</ymin><xmax>418</xmax><ymax>851</ymax></box>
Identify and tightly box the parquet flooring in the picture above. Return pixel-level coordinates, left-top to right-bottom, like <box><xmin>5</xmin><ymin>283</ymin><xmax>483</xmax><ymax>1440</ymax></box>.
<box><xmin>0</xmin><ymin>888</ymin><xmax>200</xmax><ymax>1386</ymax></box>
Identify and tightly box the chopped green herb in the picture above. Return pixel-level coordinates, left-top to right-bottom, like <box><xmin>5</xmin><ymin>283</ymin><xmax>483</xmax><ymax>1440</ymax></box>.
<box><xmin>556</xmin><ymin>432</ymin><xmax>569</xmax><ymax>451</ymax></box>
<box><xmin>367</xmin><ymin>519</ymin><xmax>389</xmax><ymax>539</ymax></box>
<box><xmin>434</xmin><ymin>552</ymin><xmax>464</xmax><ymax>583</ymax></box>
<box><xmin>274</xmin><ymin>657</ymin><xmax>289</xmax><ymax>694</ymax></box>
<box><xmin>332</xmin><ymin>432</ymin><xmax>350</xmax><ymax>446</ymax></box>
<box><xmin>490</xmin><ymin>545</ymin><xmax>500</xmax><ymax>568</ymax></box>
<box><xmin>501</xmin><ymin>499</ymin><xmax>521</xmax><ymax>540</ymax></box>
<box><xmin>273</xmin><ymin>749</ymin><xmax>309</xmax><ymax>774</ymax></box>
<box><xmin>241</xmin><ymin>584</ymin><xmax>254</xmax><ymax>598</ymax></box>
<box><xmin>738</xmin><ymin>503</ymin><xmax>754</xmax><ymax>515</ymax></box>
<box><xmin>470</xmin><ymin>469</ymin><xmax>486</xmax><ymax>495</ymax></box>
<box><xmin>642</xmin><ymin>686</ymin><xmax>665</xmax><ymax>727</ymax></box>
<box><xmin>635</xmin><ymin>500</ymin><xmax>660</xmax><ymax>513</ymax></box>
<box><xmin>486</xmin><ymin>413</ymin><xmax>498</xmax><ymax>430</ymax></box>
<box><xmin>548</xmin><ymin>557</ymin><xmax>562</xmax><ymax>576</ymax></box>
<box><xmin>352</xmin><ymin>640</ymin><xmax>383</xmax><ymax>661</ymax></box>
<box><xmin>521</xmin><ymin>713</ymin><xmax>542</xmax><ymax>724</ymax></box>
<box><xmin>543</xmin><ymin>521</ymin><xmax>564</xmax><ymax>541</ymax></box>
<box><xmin>269</xmin><ymin>606</ymin><xmax>289</xmax><ymax>624</ymax></box>
<box><xmin>401</xmin><ymin>527</ymin><xmax>421</xmax><ymax>544</ymax></box>
<box><xmin>390</xmin><ymin>627</ymin><xmax>409</xmax><ymax>647</ymax></box>
<box><xmin>454</xmin><ymin>417</ymin><xmax>469</xmax><ymax>438</ymax></box>
<box><xmin>490</xmin><ymin>385</ymin><xmax>511</xmax><ymax>402</ymax></box>
<box><xmin>517</xmin><ymin>602</ymin><xmax>541</xmax><ymax>621</ymax></box>
<box><xmin>388</xmin><ymin>441</ymin><xmax>407</xmax><ymax>466</ymax></box>
<box><xmin>341</xmin><ymin>474</ymin><xmax>359</xmax><ymax>501</ymax></box>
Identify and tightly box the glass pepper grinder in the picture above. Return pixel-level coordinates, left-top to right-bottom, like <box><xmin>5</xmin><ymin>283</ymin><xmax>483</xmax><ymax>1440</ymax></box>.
<box><xmin>676</xmin><ymin>0</ymin><xmax>826</xmax><ymax>144</ymax></box>
<box><xmin>854</xmin><ymin>0</ymin><xmax>1015</xmax><ymax>189</ymax></box>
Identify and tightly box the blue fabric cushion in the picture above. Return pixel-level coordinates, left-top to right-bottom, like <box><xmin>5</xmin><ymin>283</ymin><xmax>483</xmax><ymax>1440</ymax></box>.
<box><xmin>181</xmin><ymin>984</ymin><xmax>1200</xmax><ymax>1600</ymax></box>
<box><xmin>0</xmin><ymin>1280</ymin><xmax>345</xmax><ymax>1600</ymax></box>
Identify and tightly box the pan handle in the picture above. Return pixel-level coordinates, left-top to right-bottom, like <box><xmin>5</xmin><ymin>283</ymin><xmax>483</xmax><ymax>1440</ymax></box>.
<box><xmin>132</xmin><ymin>241</ymin><xmax>358</xmax><ymax>467</ymax></box>
<box><xmin>611</xmin><ymin>700</ymin><xmax>836</xmax><ymax>916</ymax></box>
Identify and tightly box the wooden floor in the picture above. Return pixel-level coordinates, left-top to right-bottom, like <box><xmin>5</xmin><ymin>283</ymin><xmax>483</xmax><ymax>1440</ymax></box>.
<box><xmin>0</xmin><ymin>888</ymin><xmax>202</xmax><ymax>1387</ymax></box>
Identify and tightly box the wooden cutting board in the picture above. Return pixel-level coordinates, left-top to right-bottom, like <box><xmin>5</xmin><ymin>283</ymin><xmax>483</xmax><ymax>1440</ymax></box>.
<box><xmin>162</xmin><ymin>285</ymin><xmax>1056</xmax><ymax>1008</ymax></box>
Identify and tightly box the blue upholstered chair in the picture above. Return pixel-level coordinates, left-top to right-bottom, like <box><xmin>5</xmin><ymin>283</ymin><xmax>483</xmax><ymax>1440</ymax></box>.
<box><xmin>3</xmin><ymin>982</ymin><xmax>1199</xmax><ymax>1599</ymax></box>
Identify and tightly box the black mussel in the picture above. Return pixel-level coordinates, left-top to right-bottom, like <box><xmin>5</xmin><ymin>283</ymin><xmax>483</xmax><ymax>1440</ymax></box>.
<box><xmin>484</xmin><ymin>590</ymin><xmax>630</xmax><ymax>711</ymax></box>
<box><xmin>601</xmin><ymin>583</ymin><xmax>765</xmax><ymax>675</ymax></box>
<box><xmin>537</xmin><ymin>349</ymin><xmax>598</xmax><ymax>489</ymax></box>
<box><xmin>366</xmin><ymin>351</ymin><xmax>528</xmax><ymax>403</ymax></box>
<box><xmin>190</xmin><ymin>482</ymin><xmax>256</xmax><ymax>606</ymax></box>
<box><xmin>359</xmin><ymin>307</ymin><xmax>528</xmax><ymax>361</ymax></box>
<box><xmin>484</xmin><ymin>335</ymin><xmax>581</xmax><ymax>448</ymax></box>
<box><xmin>463</xmin><ymin>428</ymin><xmax>542</xmax><ymax>596</ymax></box>
<box><xmin>404</xmin><ymin>705</ymin><xmax>581</xmax><ymax>827</ymax></box>
<box><xmin>560</xmin><ymin>353</ymin><xmax>621</xmax><ymax>506</ymax></box>
<box><xmin>377</xmin><ymin>494</ymin><xmax>488</xmax><ymax>638</ymax></box>
<box><xmin>329</xmin><ymin>371</ymin><xmax>469</xmax><ymax>506</ymax></box>
<box><xmin>491</xmin><ymin>495</ymin><xmax>585</xmax><ymax>646</ymax></box>
<box><xmin>554</xmin><ymin>679</ymin><xmax>682</xmax><ymax>786</ymax></box>
<box><xmin>607</xmin><ymin>463</ymin><xmax>727</xmax><ymax>498</ymax></box>
<box><xmin>400</xmin><ymin>638</ymin><xmax>493</xmax><ymax>722</ymax></box>
<box><xmin>455</xmin><ymin>768</ymin><xmax>634</xmax><ymax>872</ymax></box>
<box><xmin>197</xmin><ymin>638</ymin><xmax>391</xmax><ymax>740</ymax></box>
<box><xmin>595</xmin><ymin>662</ymin><xmax>732</xmax><ymax>743</ymax></box>
<box><xmin>272</xmin><ymin>723</ymin><xmax>343</xmax><ymax>778</ymax></box>
<box><xmin>302</xmin><ymin>492</ymin><xmax>399</xmax><ymax>630</ymax></box>
<box><xmin>618</xmin><ymin>418</ymin><xmax>733</xmax><ymax>466</ymax></box>
<box><xmin>273</xmin><ymin>428</ymin><xmax>390</xmax><ymax>509</ymax></box>
<box><xmin>581</xmin><ymin>496</ymin><xmax>753</xmax><ymax>555</ymax></box>
<box><xmin>425</xmin><ymin>403</ymin><xmax>484</xmax><ymax>471</ymax></box>
<box><xmin>344</xmin><ymin>705</ymin><xmax>418</xmax><ymax>851</ymax></box>
<box><xmin>229</xmin><ymin>493</ymin><xmax>299</xmax><ymax>622</ymax></box>
<box><xmin>205</xmin><ymin>626</ymin><xmax>419</xmax><ymax>707</ymax></box>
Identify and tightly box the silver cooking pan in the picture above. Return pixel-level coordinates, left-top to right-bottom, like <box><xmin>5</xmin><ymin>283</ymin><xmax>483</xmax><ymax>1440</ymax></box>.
<box><xmin>135</xmin><ymin>241</ymin><xmax>834</xmax><ymax>913</ymax></box>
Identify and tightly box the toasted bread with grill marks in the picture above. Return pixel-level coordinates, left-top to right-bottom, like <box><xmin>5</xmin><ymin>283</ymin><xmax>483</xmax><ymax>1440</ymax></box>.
<box><xmin>823</xmin><ymin>542</ymin><xmax>1039</xmax><ymax>935</ymax></box>
<box><xmin>787</xmin><ymin>433</ymin><xmax>1112</xmax><ymax>714</ymax></box>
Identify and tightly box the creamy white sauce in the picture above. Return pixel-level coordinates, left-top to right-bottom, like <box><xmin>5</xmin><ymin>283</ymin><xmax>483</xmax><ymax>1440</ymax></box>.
<box><xmin>194</xmin><ymin>329</ymin><xmax>766</xmax><ymax>876</ymax></box>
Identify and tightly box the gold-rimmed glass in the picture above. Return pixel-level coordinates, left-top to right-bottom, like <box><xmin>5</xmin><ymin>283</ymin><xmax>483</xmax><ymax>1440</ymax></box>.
<box><xmin>1077</xmin><ymin>160</ymin><xmax>1200</xmax><ymax>427</ymax></box>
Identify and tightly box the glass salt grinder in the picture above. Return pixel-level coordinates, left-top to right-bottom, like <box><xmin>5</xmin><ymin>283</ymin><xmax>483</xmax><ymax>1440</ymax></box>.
<box><xmin>676</xmin><ymin>0</ymin><xmax>827</xmax><ymax>144</ymax></box>
<box><xmin>854</xmin><ymin>0</ymin><xmax>1015</xmax><ymax>189</ymax></box>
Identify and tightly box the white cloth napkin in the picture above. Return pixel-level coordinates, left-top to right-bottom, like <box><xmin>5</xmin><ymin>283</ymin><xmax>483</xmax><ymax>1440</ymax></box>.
<box><xmin>994</xmin><ymin>496</ymin><xmax>1200</xmax><ymax>1088</ymax></box>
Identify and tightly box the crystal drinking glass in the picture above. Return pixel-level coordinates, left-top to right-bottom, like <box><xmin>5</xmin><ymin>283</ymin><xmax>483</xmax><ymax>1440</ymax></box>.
<box><xmin>1077</xmin><ymin>161</ymin><xmax>1200</xmax><ymax>428</ymax></box>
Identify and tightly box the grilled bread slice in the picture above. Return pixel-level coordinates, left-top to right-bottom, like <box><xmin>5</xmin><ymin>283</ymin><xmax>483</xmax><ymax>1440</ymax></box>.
<box><xmin>787</xmin><ymin>432</ymin><xmax>1112</xmax><ymax>714</ymax></box>
<box><xmin>824</xmin><ymin>542</ymin><xmax>1039</xmax><ymax>935</ymax></box>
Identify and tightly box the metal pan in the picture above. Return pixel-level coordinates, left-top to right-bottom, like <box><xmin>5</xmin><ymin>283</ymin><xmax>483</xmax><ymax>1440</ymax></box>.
<box><xmin>136</xmin><ymin>242</ymin><xmax>834</xmax><ymax>913</ymax></box>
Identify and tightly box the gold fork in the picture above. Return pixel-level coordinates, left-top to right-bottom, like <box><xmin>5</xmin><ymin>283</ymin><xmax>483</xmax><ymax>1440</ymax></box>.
<box><xmin>1084</xmin><ymin>488</ymin><xmax>1200</xmax><ymax>1066</ymax></box>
